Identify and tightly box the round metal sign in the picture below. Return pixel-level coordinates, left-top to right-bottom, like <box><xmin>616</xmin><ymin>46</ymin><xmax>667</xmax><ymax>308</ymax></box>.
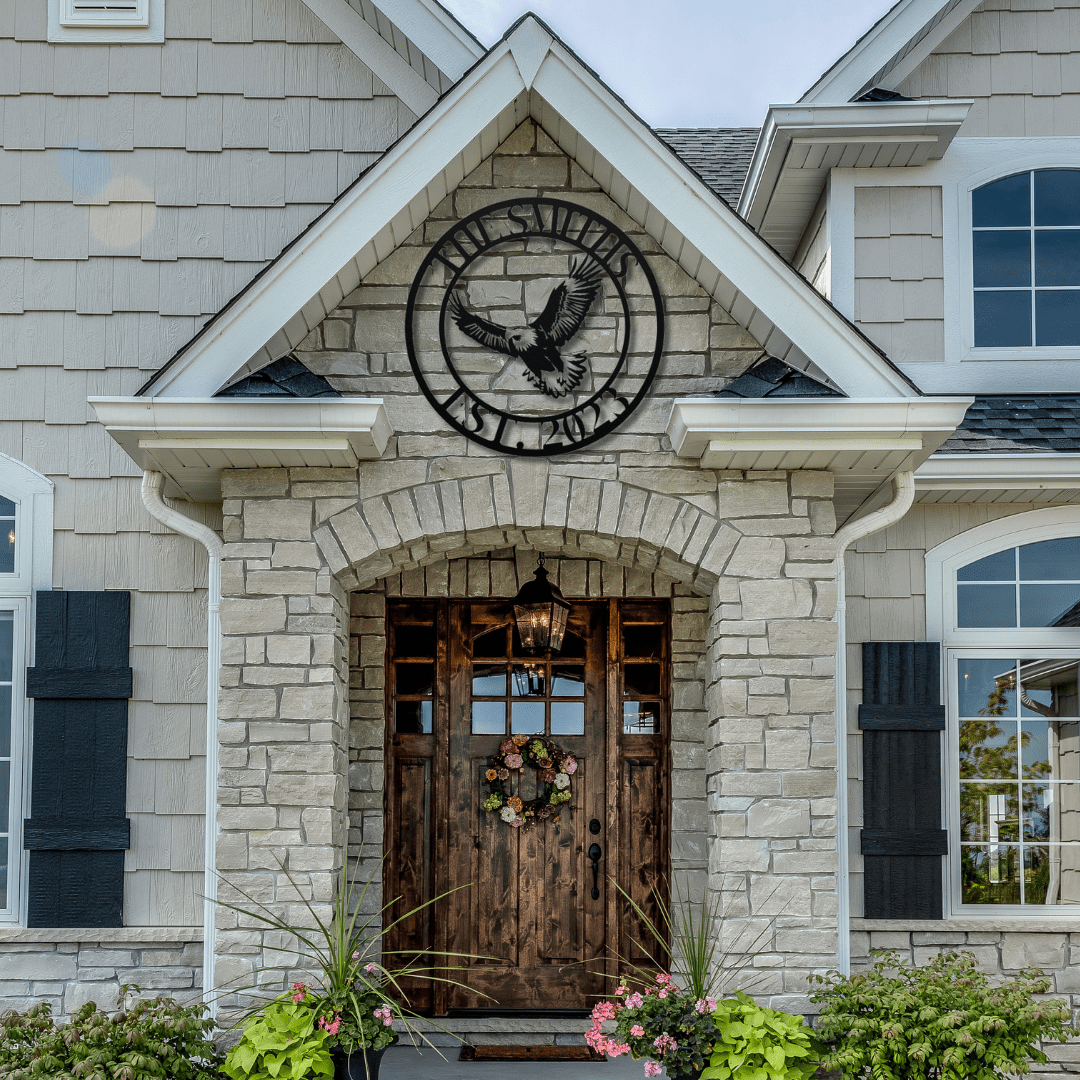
<box><xmin>405</xmin><ymin>197</ymin><xmax>664</xmax><ymax>456</ymax></box>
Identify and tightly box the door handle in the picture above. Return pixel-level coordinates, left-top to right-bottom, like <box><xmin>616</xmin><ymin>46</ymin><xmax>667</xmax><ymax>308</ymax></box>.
<box><xmin>588</xmin><ymin>842</ymin><xmax>602</xmax><ymax>900</ymax></box>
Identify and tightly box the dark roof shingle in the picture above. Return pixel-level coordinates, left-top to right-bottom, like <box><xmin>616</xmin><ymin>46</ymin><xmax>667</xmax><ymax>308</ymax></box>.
<box><xmin>715</xmin><ymin>356</ymin><xmax>844</xmax><ymax>398</ymax></box>
<box><xmin>217</xmin><ymin>355</ymin><xmax>340</xmax><ymax>398</ymax></box>
<box><xmin>655</xmin><ymin>127</ymin><xmax>760</xmax><ymax>208</ymax></box>
<box><xmin>936</xmin><ymin>395</ymin><xmax>1080</xmax><ymax>454</ymax></box>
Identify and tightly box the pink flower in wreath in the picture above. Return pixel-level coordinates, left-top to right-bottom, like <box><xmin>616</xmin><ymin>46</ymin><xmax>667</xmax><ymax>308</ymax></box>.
<box><xmin>510</xmin><ymin>818</ymin><xmax>523</xmax><ymax>827</ymax></box>
<box><xmin>562</xmin><ymin>756</ymin><xmax>577</xmax><ymax>774</ymax></box>
<box><xmin>505</xmin><ymin>753</ymin><xmax>524</xmax><ymax>769</ymax></box>
<box><xmin>644</xmin><ymin>1063</ymin><xmax>662</xmax><ymax>1077</ymax></box>
<box><xmin>630</xmin><ymin>1024</ymin><xmax>645</xmax><ymax>1037</ymax></box>
<box><xmin>500</xmin><ymin>739</ymin><xmax>515</xmax><ymax>754</ymax></box>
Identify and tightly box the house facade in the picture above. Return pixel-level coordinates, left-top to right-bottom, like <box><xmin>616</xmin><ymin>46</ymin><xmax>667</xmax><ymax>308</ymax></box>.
<box><xmin>1</xmin><ymin>0</ymin><xmax>1079</xmax><ymax>1056</ymax></box>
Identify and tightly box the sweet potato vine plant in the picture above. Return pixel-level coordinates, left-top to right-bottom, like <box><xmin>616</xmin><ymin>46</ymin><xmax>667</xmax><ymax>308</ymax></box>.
<box><xmin>809</xmin><ymin>950</ymin><xmax>1078</xmax><ymax>1080</ymax></box>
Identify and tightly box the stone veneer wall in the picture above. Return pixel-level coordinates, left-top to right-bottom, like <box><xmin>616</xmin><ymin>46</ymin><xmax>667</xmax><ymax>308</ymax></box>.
<box><xmin>217</xmin><ymin>462</ymin><xmax>840</xmax><ymax>1016</ymax></box>
<box><xmin>0</xmin><ymin>932</ymin><xmax>202</xmax><ymax>1020</ymax></box>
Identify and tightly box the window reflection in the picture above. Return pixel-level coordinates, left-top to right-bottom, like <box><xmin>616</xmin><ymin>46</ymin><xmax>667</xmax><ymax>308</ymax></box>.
<box><xmin>957</xmin><ymin>540</ymin><xmax>1080</xmax><ymax>627</ymax></box>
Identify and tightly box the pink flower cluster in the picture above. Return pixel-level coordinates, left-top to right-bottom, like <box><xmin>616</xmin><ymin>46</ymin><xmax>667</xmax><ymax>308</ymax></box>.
<box><xmin>694</xmin><ymin>997</ymin><xmax>717</xmax><ymax>1014</ymax></box>
<box><xmin>585</xmin><ymin>999</ymin><xmax>630</xmax><ymax>1058</ymax></box>
<box><xmin>318</xmin><ymin>1014</ymin><xmax>341</xmax><ymax>1036</ymax></box>
<box><xmin>653</xmin><ymin>1034</ymin><xmax>677</xmax><ymax>1054</ymax></box>
<box><xmin>643</xmin><ymin>1063</ymin><xmax>662</xmax><ymax>1077</ymax></box>
<box><xmin>290</xmin><ymin>981</ymin><xmax>309</xmax><ymax>1003</ymax></box>
<box><xmin>505</xmin><ymin>753</ymin><xmax>523</xmax><ymax>769</ymax></box>
<box><xmin>562</xmin><ymin>756</ymin><xmax>577</xmax><ymax>774</ymax></box>
<box><xmin>374</xmin><ymin>1005</ymin><xmax>394</xmax><ymax>1027</ymax></box>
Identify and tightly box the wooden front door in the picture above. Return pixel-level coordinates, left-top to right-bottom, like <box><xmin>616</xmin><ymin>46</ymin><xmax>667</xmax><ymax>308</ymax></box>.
<box><xmin>383</xmin><ymin>597</ymin><xmax>670</xmax><ymax>1014</ymax></box>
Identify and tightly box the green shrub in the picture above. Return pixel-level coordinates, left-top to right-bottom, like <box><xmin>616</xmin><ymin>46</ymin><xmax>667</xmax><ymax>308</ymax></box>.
<box><xmin>0</xmin><ymin>989</ymin><xmax>222</xmax><ymax>1080</ymax></box>
<box><xmin>810</xmin><ymin>950</ymin><xmax>1078</xmax><ymax>1080</ymax></box>
<box><xmin>221</xmin><ymin>999</ymin><xmax>333</xmax><ymax>1080</ymax></box>
<box><xmin>703</xmin><ymin>992</ymin><xmax>822</xmax><ymax>1080</ymax></box>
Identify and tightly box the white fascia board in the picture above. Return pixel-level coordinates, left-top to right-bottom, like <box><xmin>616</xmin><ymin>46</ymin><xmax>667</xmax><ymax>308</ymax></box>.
<box><xmin>367</xmin><ymin>0</ymin><xmax>482</xmax><ymax>80</ymax></box>
<box><xmin>668</xmin><ymin>397</ymin><xmax>973</xmax><ymax>461</ymax></box>
<box><xmin>144</xmin><ymin>45</ymin><xmax>526</xmax><ymax>397</ymax></box>
<box><xmin>531</xmin><ymin>46</ymin><xmax>919</xmax><ymax>399</ymax></box>
<box><xmin>301</xmin><ymin>0</ymin><xmax>438</xmax><ymax>115</ymax></box>
<box><xmin>89</xmin><ymin>397</ymin><xmax>392</xmax><ymax>463</ymax></box>
<box><xmin>916</xmin><ymin>454</ymin><xmax>1080</xmax><ymax>490</ymax></box>
<box><xmin>738</xmin><ymin>99</ymin><xmax>971</xmax><ymax>229</ymax></box>
<box><xmin>801</xmin><ymin>0</ymin><xmax>966</xmax><ymax>104</ymax></box>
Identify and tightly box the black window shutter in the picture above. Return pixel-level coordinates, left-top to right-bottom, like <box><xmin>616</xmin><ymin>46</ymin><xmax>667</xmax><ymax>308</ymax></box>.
<box><xmin>24</xmin><ymin>591</ymin><xmax>132</xmax><ymax>927</ymax></box>
<box><xmin>859</xmin><ymin>642</ymin><xmax>947</xmax><ymax>919</ymax></box>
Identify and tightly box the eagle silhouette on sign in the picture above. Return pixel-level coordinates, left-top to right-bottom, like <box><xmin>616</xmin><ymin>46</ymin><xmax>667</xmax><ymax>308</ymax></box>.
<box><xmin>447</xmin><ymin>256</ymin><xmax>603</xmax><ymax>398</ymax></box>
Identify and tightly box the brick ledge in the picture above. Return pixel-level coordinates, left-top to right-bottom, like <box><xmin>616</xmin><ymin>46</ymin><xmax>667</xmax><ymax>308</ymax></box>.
<box><xmin>0</xmin><ymin>927</ymin><xmax>203</xmax><ymax>943</ymax></box>
<box><xmin>853</xmin><ymin>918</ymin><xmax>1080</xmax><ymax>933</ymax></box>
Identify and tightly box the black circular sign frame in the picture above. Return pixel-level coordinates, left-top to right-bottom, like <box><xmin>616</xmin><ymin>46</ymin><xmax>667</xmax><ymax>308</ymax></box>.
<box><xmin>405</xmin><ymin>197</ymin><xmax>664</xmax><ymax>457</ymax></box>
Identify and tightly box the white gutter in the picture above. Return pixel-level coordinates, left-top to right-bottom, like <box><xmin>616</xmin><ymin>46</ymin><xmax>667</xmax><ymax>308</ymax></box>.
<box><xmin>140</xmin><ymin>471</ymin><xmax>224</xmax><ymax>1017</ymax></box>
<box><xmin>830</xmin><ymin>471</ymin><xmax>916</xmax><ymax>976</ymax></box>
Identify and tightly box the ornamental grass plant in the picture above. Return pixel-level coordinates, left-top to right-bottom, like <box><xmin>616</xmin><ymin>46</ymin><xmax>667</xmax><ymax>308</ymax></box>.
<box><xmin>809</xmin><ymin>949</ymin><xmax>1079</xmax><ymax>1080</ymax></box>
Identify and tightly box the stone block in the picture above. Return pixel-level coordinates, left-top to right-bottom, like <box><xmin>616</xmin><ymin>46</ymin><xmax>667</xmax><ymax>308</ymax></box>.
<box><xmin>1001</xmin><ymin>933</ymin><xmax>1066</xmax><ymax>970</ymax></box>
<box><xmin>245</xmin><ymin>500</ymin><xmax>313</xmax><ymax>541</ymax></box>
<box><xmin>740</xmin><ymin>579</ymin><xmax>812</xmax><ymax>619</ymax></box>
<box><xmin>725</xmin><ymin>536</ymin><xmax>787</xmax><ymax>579</ymax></box>
<box><xmin>222</xmin><ymin>470</ymin><xmax>289</xmax><ymax>498</ymax></box>
<box><xmin>771</xmin><ymin>850</ymin><xmax>838</xmax><ymax>874</ymax></box>
<box><xmin>0</xmin><ymin>952</ymin><xmax>77</xmax><ymax>981</ymax></box>
<box><xmin>493</xmin><ymin>155</ymin><xmax>567</xmax><ymax>188</ymax></box>
<box><xmin>279</xmin><ymin>684</ymin><xmax>335</xmax><ymax>719</ymax></box>
<box><xmin>790</xmin><ymin>472</ymin><xmax>833</xmax><ymax>498</ymax></box>
<box><xmin>749</xmin><ymin>875</ymin><xmax>812</xmax><ymax>916</ymax></box>
<box><xmin>773</xmin><ymin>929</ymin><xmax>837</xmax><ymax>954</ymax></box>
<box><xmin>715</xmin><ymin>838</ymin><xmax>770</xmax><ymax>872</ymax></box>
<box><xmin>789</xmin><ymin>679</ymin><xmax>834</xmax><ymax>713</ymax></box>
<box><xmin>219</xmin><ymin>688</ymin><xmax>278</xmax><ymax>720</ymax></box>
<box><xmin>271</xmin><ymin>543</ymin><xmax>323</xmax><ymax>570</ymax></box>
<box><xmin>719</xmin><ymin>481</ymin><xmax>788</xmax><ymax>519</ymax></box>
<box><xmin>664</xmin><ymin>314</ymin><xmax>710</xmax><ymax>352</ymax></box>
<box><xmin>270</xmin><ymin>743</ymin><xmax>336</xmax><ymax>773</ymax></box>
<box><xmin>266</xmin><ymin>773</ymin><xmax>342</xmax><ymax>807</ymax></box>
<box><xmin>765</xmin><ymin>730</ymin><xmax>810</xmax><ymax>770</ymax></box>
<box><xmin>767</xmin><ymin>620</ymin><xmax>837</xmax><ymax>657</ymax></box>
<box><xmin>65</xmin><ymin>981</ymin><xmax>119</xmax><ymax>1014</ymax></box>
<box><xmin>746</xmin><ymin>799</ymin><xmax>810</xmax><ymax>837</ymax></box>
<box><xmin>220</xmin><ymin>597</ymin><xmax>287</xmax><ymax>634</ymax></box>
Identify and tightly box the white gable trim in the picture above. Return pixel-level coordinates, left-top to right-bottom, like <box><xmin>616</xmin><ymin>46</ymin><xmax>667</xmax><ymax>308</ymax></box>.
<box><xmin>802</xmin><ymin>0</ymin><xmax>978</xmax><ymax>104</ymax></box>
<box><xmin>142</xmin><ymin>16</ymin><xmax>918</xmax><ymax>401</ymax></box>
<box><xmin>302</xmin><ymin>0</ymin><xmax>438</xmax><ymax>115</ymax></box>
<box><xmin>367</xmin><ymin>0</ymin><xmax>483</xmax><ymax>81</ymax></box>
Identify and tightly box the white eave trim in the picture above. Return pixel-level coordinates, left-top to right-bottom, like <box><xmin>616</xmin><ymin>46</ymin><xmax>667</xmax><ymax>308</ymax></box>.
<box><xmin>142</xmin><ymin>16</ymin><xmax>918</xmax><ymax>403</ymax></box>
<box><xmin>367</xmin><ymin>0</ymin><xmax>483</xmax><ymax>80</ymax></box>
<box><xmin>89</xmin><ymin>397</ymin><xmax>391</xmax><ymax>501</ymax></box>
<box><xmin>801</xmin><ymin>0</ymin><xmax>977</xmax><ymax>105</ymax></box>
<box><xmin>668</xmin><ymin>397</ymin><xmax>972</xmax><ymax>464</ymax></box>
<box><xmin>916</xmin><ymin>454</ymin><xmax>1080</xmax><ymax>490</ymax></box>
<box><xmin>739</xmin><ymin>99</ymin><xmax>972</xmax><ymax>232</ymax></box>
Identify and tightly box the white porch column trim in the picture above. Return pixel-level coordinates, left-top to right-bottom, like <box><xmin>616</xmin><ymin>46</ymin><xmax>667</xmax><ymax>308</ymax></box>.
<box><xmin>140</xmin><ymin>471</ymin><xmax>224</xmax><ymax>1016</ymax></box>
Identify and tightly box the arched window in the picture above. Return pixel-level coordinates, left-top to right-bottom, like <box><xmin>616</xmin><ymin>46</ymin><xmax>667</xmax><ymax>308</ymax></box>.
<box><xmin>928</xmin><ymin>510</ymin><xmax>1080</xmax><ymax>912</ymax></box>
<box><xmin>973</xmin><ymin>169</ymin><xmax>1080</xmax><ymax>347</ymax></box>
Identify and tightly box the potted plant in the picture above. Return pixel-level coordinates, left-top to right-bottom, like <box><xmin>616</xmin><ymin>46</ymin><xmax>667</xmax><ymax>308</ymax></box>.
<box><xmin>217</xmin><ymin>860</ymin><xmax>478</xmax><ymax>1080</ymax></box>
<box><xmin>810</xmin><ymin>949</ymin><xmax>1079</xmax><ymax>1080</ymax></box>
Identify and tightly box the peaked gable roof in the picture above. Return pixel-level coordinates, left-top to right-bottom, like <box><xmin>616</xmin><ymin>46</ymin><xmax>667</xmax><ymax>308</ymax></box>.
<box><xmin>801</xmin><ymin>0</ymin><xmax>979</xmax><ymax>103</ymax></box>
<box><xmin>140</xmin><ymin>15</ymin><xmax>920</xmax><ymax>402</ymax></box>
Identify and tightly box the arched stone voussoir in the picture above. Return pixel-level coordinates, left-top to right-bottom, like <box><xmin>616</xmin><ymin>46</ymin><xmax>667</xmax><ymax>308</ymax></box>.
<box><xmin>308</xmin><ymin>473</ymin><xmax>737</xmax><ymax>598</ymax></box>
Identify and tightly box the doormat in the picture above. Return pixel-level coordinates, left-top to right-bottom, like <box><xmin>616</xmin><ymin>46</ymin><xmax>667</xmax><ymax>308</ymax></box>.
<box><xmin>459</xmin><ymin>1044</ymin><xmax>606</xmax><ymax>1062</ymax></box>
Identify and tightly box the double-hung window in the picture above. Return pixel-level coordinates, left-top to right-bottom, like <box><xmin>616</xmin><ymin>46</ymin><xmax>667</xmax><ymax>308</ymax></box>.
<box><xmin>942</xmin><ymin>530</ymin><xmax>1080</xmax><ymax>910</ymax></box>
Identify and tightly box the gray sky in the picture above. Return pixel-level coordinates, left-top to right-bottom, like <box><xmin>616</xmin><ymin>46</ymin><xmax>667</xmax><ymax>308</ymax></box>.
<box><xmin>441</xmin><ymin>0</ymin><xmax>899</xmax><ymax>127</ymax></box>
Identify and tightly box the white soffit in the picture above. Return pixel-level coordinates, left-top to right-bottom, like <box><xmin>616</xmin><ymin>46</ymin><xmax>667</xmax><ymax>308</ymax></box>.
<box><xmin>89</xmin><ymin>397</ymin><xmax>391</xmax><ymax>502</ymax></box>
<box><xmin>801</xmin><ymin>0</ymin><xmax>978</xmax><ymax>105</ymax></box>
<box><xmin>142</xmin><ymin>17</ymin><xmax>917</xmax><ymax>403</ymax></box>
<box><xmin>668</xmin><ymin>397</ymin><xmax>972</xmax><ymax>523</ymax></box>
<box><xmin>366</xmin><ymin>0</ymin><xmax>483</xmax><ymax>81</ymax></box>
<box><xmin>738</xmin><ymin>100</ymin><xmax>971</xmax><ymax>258</ymax></box>
<box><xmin>916</xmin><ymin>454</ymin><xmax>1080</xmax><ymax>505</ymax></box>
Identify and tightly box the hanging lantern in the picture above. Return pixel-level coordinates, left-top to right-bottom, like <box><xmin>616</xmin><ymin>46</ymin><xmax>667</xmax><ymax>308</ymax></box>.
<box><xmin>513</xmin><ymin>663</ymin><xmax>546</xmax><ymax>697</ymax></box>
<box><xmin>512</xmin><ymin>553</ymin><xmax>570</xmax><ymax>654</ymax></box>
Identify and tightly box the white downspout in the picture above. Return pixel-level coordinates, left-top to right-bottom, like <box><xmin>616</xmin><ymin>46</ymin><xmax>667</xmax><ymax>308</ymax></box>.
<box><xmin>831</xmin><ymin>470</ymin><xmax>915</xmax><ymax>977</ymax></box>
<box><xmin>141</xmin><ymin>471</ymin><xmax>223</xmax><ymax>1017</ymax></box>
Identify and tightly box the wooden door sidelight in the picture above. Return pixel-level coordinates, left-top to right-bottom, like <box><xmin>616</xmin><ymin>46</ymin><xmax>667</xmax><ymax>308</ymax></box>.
<box><xmin>382</xmin><ymin>597</ymin><xmax>671</xmax><ymax>1014</ymax></box>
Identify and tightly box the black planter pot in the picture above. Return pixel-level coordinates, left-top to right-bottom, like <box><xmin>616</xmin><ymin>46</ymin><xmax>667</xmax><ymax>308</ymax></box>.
<box><xmin>332</xmin><ymin>1046</ymin><xmax>389</xmax><ymax>1080</ymax></box>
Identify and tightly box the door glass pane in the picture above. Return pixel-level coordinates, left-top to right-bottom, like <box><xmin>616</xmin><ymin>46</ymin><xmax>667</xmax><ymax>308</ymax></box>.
<box><xmin>558</xmin><ymin>631</ymin><xmax>586</xmax><ymax>659</ymax></box>
<box><xmin>474</xmin><ymin>626</ymin><xmax>508</xmax><ymax>658</ymax></box>
<box><xmin>1020</xmin><ymin>584</ymin><xmax>1080</xmax><ymax>627</ymax></box>
<box><xmin>471</xmin><ymin>701</ymin><xmax>505</xmax><ymax>735</ymax></box>
<box><xmin>973</xmin><ymin>231</ymin><xmax>1031</xmax><ymax>287</ymax></box>
<box><xmin>0</xmin><ymin>761</ymin><xmax>8</xmax><ymax>833</ymax></box>
<box><xmin>0</xmin><ymin>614</ymin><xmax>12</xmax><ymax>683</ymax></box>
<box><xmin>623</xmin><ymin>701</ymin><xmax>659</xmax><ymax>735</ymax></box>
<box><xmin>551</xmin><ymin>701</ymin><xmax>584</xmax><ymax>736</ymax></box>
<box><xmin>551</xmin><ymin>667</ymin><xmax>584</xmax><ymax>696</ymax></box>
<box><xmin>1018</xmin><ymin>660</ymin><xmax>1080</xmax><ymax>717</ymax></box>
<box><xmin>1035</xmin><ymin>169</ymin><xmax>1080</xmax><ymax>226</ymax></box>
<box><xmin>1024</xmin><ymin>845</ymin><xmax>1051</xmax><ymax>904</ymax></box>
<box><xmin>1034</xmin><ymin>231</ymin><xmax>1080</xmax><ymax>286</ymax></box>
<box><xmin>472</xmin><ymin>665</ymin><xmax>506</xmax><ymax>696</ymax></box>
<box><xmin>395</xmin><ymin>701</ymin><xmax>432</xmax><ymax>734</ymax></box>
<box><xmin>622</xmin><ymin>626</ymin><xmax>661</xmax><ymax>659</ymax></box>
<box><xmin>1019</xmin><ymin>537</ymin><xmax>1080</xmax><ymax>580</ymax></box>
<box><xmin>0</xmin><ymin>504</ymin><xmax>13</xmax><ymax>576</ymax></box>
<box><xmin>512</xmin><ymin>664</ymin><xmax>546</xmax><ymax>697</ymax></box>
<box><xmin>511</xmin><ymin>701</ymin><xmax>544</xmax><ymax>735</ymax></box>
<box><xmin>959</xmin><ymin>549</ymin><xmax>1015</xmax><ymax>581</ymax></box>
<box><xmin>396</xmin><ymin>663</ymin><xmax>433</xmax><ymax>696</ymax></box>
<box><xmin>973</xmin><ymin>172</ymin><xmax>1030</xmax><ymax>227</ymax></box>
<box><xmin>974</xmin><ymin>290</ymin><xmax>1032</xmax><ymax>347</ymax></box>
<box><xmin>961</xmin><ymin>782</ymin><xmax>1019</xmax><ymax>841</ymax></box>
<box><xmin>958</xmin><ymin>658</ymin><xmax>1016</xmax><ymax>717</ymax></box>
<box><xmin>962</xmin><ymin>844</ymin><xmax>1022</xmax><ymax>904</ymax></box>
<box><xmin>1022</xmin><ymin>720</ymin><xmax>1080</xmax><ymax>781</ymax></box>
<box><xmin>959</xmin><ymin>720</ymin><xmax>1017</xmax><ymax>778</ymax></box>
<box><xmin>1036</xmin><ymin>290</ymin><xmax>1080</xmax><ymax>346</ymax></box>
<box><xmin>1023</xmin><ymin>784</ymin><xmax>1053</xmax><ymax>841</ymax></box>
<box><xmin>624</xmin><ymin>664</ymin><xmax>661</xmax><ymax>698</ymax></box>
<box><xmin>0</xmin><ymin>837</ymin><xmax>7</xmax><ymax>910</ymax></box>
<box><xmin>957</xmin><ymin>584</ymin><xmax>1016</xmax><ymax>627</ymax></box>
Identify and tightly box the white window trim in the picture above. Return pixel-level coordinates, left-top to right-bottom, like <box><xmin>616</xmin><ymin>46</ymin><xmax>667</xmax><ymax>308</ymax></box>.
<box><xmin>829</xmin><ymin>138</ymin><xmax>1080</xmax><ymax>393</ymax></box>
<box><xmin>927</xmin><ymin>506</ymin><xmax>1080</xmax><ymax>917</ymax></box>
<box><xmin>0</xmin><ymin>456</ymin><xmax>54</xmax><ymax>927</ymax></box>
<box><xmin>48</xmin><ymin>0</ymin><xmax>163</xmax><ymax>43</ymax></box>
